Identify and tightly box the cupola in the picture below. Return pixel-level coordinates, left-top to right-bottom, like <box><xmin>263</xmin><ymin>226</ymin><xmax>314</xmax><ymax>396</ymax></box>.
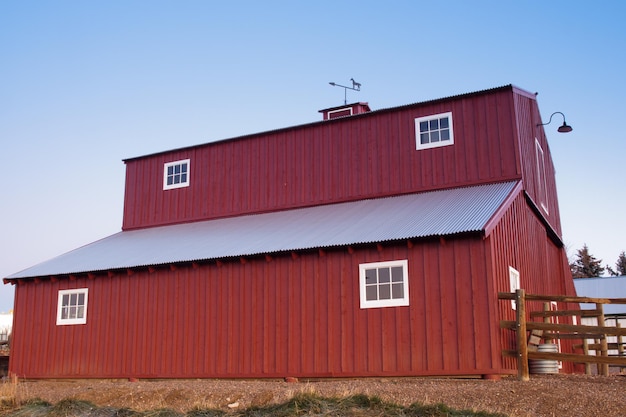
<box><xmin>319</xmin><ymin>102</ymin><xmax>371</xmax><ymax>120</ymax></box>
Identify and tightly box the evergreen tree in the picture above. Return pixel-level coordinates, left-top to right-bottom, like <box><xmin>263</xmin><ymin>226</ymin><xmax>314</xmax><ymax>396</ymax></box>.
<box><xmin>606</xmin><ymin>251</ymin><xmax>626</xmax><ymax>276</ymax></box>
<box><xmin>570</xmin><ymin>244</ymin><xmax>605</xmax><ymax>278</ymax></box>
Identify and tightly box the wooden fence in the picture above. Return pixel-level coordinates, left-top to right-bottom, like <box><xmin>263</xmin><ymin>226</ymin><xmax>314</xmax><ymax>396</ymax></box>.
<box><xmin>499</xmin><ymin>289</ymin><xmax>626</xmax><ymax>381</ymax></box>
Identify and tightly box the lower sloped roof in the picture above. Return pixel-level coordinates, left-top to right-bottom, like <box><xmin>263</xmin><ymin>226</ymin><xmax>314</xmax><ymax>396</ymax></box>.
<box><xmin>574</xmin><ymin>277</ymin><xmax>626</xmax><ymax>315</ymax></box>
<box><xmin>6</xmin><ymin>181</ymin><xmax>518</xmax><ymax>280</ymax></box>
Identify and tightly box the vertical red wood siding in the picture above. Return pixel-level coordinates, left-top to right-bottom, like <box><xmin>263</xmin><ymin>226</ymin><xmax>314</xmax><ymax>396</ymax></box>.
<box><xmin>487</xmin><ymin>192</ymin><xmax>577</xmax><ymax>373</ymax></box>
<box><xmin>8</xmin><ymin>85</ymin><xmax>577</xmax><ymax>379</ymax></box>
<box><xmin>512</xmin><ymin>90</ymin><xmax>563</xmax><ymax>236</ymax></box>
<box><xmin>10</xmin><ymin>238</ymin><xmax>509</xmax><ymax>379</ymax></box>
<box><xmin>122</xmin><ymin>88</ymin><xmax>521</xmax><ymax>230</ymax></box>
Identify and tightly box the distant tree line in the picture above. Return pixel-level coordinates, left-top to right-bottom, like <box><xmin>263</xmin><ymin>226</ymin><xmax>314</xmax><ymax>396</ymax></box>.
<box><xmin>569</xmin><ymin>244</ymin><xmax>626</xmax><ymax>278</ymax></box>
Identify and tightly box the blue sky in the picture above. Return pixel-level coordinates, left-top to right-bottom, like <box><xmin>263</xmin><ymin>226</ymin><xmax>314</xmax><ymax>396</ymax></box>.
<box><xmin>1</xmin><ymin>1</ymin><xmax>625</xmax><ymax>312</ymax></box>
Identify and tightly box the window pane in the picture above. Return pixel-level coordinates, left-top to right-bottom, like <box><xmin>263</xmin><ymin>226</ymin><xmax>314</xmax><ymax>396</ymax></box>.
<box><xmin>167</xmin><ymin>177</ymin><xmax>173</xmax><ymax>185</ymax></box>
<box><xmin>62</xmin><ymin>294</ymin><xmax>69</xmax><ymax>307</ymax></box>
<box><xmin>391</xmin><ymin>266</ymin><xmax>404</xmax><ymax>282</ymax></box>
<box><xmin>77</xmin><ymin>306</ymin><xmax>84</xmax><ymax>318</ymax></box>
<box><xmin>366</xmin><ymin>286</ymin><xmax>378</xmax><ymax>301</ymax></box>
<box><xmin>365</xmin><ymin>269</ymin><xmax>377</xmax><ymax>285</ymax></box>
<box><xmin>174</xmin><ymin>165</ymin><xmax>181</xmax><ymax>174</ymax></box>
<box><xmin>167</xmin><ymin>166</ymin><xmax>174</xmax><ymax>175</ymax></box>
<box><xmin>78</xmin><ymin>293</ymin><xmax>85</xmax><ymax>305</ymax></box>
<box><xmin>360</xmin><ymin>261</ymin><xmax>408</xmax><ymax>308</ymax></box>
<box><xmin>379</xmin><ymin>284</ymin><xmax>391</xmax><ymax>300</ymax></box>
<box><xmin>181</xmin><ymin>164</ymin><xmax>187</xmax><ymax>173</ymax></box>
<box><xmin>70</xmin><ymin>293</ymin><xmax>77</xmax><ymax>306</ymax></box>
<box><xmin>181</xmin><ymin>173</ymin><xmax>187</xmax><ymax>183</ymax></box>
<box><xmin>392</xmin><ymin>283</ymin><xmax>404</xmax><ymax>299</ymax></box>
<box><xmin>378</xmin><ymin>267</ymin><xmax>390</xmax><ymax>283</ymax></box>
<box><xmin>61</xmin><ymin>308</ymin><xmax>68</xmax><ymax>320</ymax></box>
<box><xmin>416</xmin><ymin>114</ymin><xmax>453</xmax><ymax>150</ymax></box>
<box><xmin>69</xmin><ymin>306</ymin><xmax>77</xmax><ymax>319</ymax></box>
<box><xmin>174</xmin><ymin>175</ymin><xmax>180</xmax><ymax>184</ymax></box>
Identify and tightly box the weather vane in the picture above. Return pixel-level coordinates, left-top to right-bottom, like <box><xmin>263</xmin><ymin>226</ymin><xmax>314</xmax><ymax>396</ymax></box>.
<box><xmin>329</xmin><ymin>78</ymin><xmax>361</xmax><ymax>105</ymax></box>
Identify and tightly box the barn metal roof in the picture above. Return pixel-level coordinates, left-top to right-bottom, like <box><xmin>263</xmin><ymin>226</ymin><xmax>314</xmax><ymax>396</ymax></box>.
<box><xmin>6</xmin><ymin>181</ymin><xmax>518</xmax><ymax>279</ymax></box>
<box><xmin>574</xmin><ymin>277</ymin><xmax>626</xmax><ymax>315</ymax></box>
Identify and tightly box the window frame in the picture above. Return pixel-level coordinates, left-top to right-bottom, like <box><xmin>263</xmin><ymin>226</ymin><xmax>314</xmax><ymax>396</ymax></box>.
<box><xmin>509</xmin><ymin>266</ymin><xmax>521</xmax><ymax>310</ymax></box>
<box><xmin>535</xmin><ymin>139</ymin><xmax>549</xmax><ymax>214</ymax></box>
<box><xmin>414</xmin><ymin>112</ymin><xmax>454</xmax><ymax>150</ymax></box>
<box><xmin>327</xmin><ymin>107</ymin><xmax>353</xmax><ymax>119</ymax></box>
<box><xmin>359</xmin><ymin>259</ymin><xmax>409</xmax><ymax>309</ymax></box>
<box><xmin>163</xmin><ymin>159</ymin><xmax>191</xmax><ymax>190</ymax></box>
<box><xmin>56</xmin><ymin>288</ymin><xmax>89</xmax><ymax>326</ymax></box>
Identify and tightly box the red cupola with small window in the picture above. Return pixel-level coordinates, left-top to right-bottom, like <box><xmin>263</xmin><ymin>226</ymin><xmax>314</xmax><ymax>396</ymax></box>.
<box><xmin>318</xmin><ymin>102</ymin><xmax>371</xmax><ymax>120</ymax></box>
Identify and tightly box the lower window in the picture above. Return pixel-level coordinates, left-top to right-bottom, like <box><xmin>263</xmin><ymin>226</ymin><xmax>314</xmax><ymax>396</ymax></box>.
<box><xmin>56</xmin><ymin>288</ymin><xmax>89</xmax><ymax>325</ymax></box>
<box><xmin>359</xmin><ymin>260</ymin><xmax>409</xmax><ymax>309</ymax></box>
<box><xmin>509</xmin><ymin>266</ymin><xmax>520</xmax><ymax>310</ymax></box>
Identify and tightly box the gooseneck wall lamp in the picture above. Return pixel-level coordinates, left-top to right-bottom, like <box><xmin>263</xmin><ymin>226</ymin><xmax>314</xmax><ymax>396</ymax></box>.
<box><xmin>537</xmin><ymin>111</ymin><xmax>573</xmax><ymax>133</ymax></box>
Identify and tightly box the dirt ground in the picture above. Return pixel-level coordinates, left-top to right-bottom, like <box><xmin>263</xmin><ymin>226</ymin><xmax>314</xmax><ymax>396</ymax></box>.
<box><xmin>6</xmin><ymin>374</ymin><xmax>626</xmax><ymax>417</ymax></box>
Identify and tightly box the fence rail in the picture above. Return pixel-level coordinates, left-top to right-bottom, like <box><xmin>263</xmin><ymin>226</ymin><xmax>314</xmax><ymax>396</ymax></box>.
<box><xmin>498</xmin><ymin>289</ymin><xmax>626</xmax><ymax>381</ymax></box>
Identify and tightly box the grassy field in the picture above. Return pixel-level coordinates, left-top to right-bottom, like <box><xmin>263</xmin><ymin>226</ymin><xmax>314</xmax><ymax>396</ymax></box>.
<box><xmin>2</xmin><ymin>392</ymin><xmax>506</xmax><ymax>417</ymax></box>
<box><xmin>2</xmin><ymin>374</ymin><xmax>624</xmax><ymax>416</ymax></box>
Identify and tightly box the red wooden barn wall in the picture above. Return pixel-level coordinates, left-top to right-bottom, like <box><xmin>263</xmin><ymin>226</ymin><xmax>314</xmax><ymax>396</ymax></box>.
<box><xmin>10</xmin><ymin>237</ymin><xmax>511</xmax><ymax>379</ymax></box>
<box><xmin>488</xmin><ymin>191</ymin><xmax>577</xmax><ymax>373</ymax></box>
<box><xmin>122</xmin><ymin>87</ymin><xmax>522</xmax><ymax>230</ymax></box>
<box><xmin>512</xmin><ymin>91</ymin><xmax>563</xmax><ymax>236</ymax></box>
<box><xmin>9</xmin><ymin>85</ymin><xmax>576</xmax><ymax>378</ymax></box>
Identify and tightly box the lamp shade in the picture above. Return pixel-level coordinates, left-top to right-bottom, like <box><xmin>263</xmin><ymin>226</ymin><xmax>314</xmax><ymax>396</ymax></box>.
<box><xmin>557</xmin><ymin>122</ymin><xmax>573</xmax><ymax>133</ymax></box>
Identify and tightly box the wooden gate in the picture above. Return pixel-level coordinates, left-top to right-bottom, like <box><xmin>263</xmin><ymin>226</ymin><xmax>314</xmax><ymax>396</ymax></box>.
<box><xmin>499</xmin><ymin>289</ymin><xmax>626</xmax><ymax>380</ymax></box>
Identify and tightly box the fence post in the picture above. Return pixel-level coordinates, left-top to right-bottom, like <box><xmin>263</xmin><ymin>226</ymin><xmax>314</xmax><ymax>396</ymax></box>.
<box><xmin>516</xmin><ymin>289</ymin><xmax>529</xmax><ymax>381</ymax></box>
<box><xmin>597</xmin><ymin>303</ymin><xmax>609</xmax><ymax>376</ymax></box>
<box><xmin>582</xmin><ymin>338</ymin><xmax>591</xmax><ymax>375</ymax></box>
<box><xmin>543</xmin><ymin>302</ymin><xmax>553</xmax><ymax>343</ymax></box>
<box><xmin>617</xmin><ymin>322</ymin><xmax>624</xmax><ymax>359</ymax></box>
<box><xmin>594</xmin><ymin>338</ymin><xmax>602</xmax><ymax>375</ymax></box>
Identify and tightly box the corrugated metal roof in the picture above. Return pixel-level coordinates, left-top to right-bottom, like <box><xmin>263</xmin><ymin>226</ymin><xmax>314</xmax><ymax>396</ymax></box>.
<box><xmin>6</xmin><ymin>181</ymin><xmax>518</xmax><ymax>279</ymax></box>
<box><xmin>574</xmin><ymin>277</ymin><xmax>626</xmax><ymax>315</ymax></box>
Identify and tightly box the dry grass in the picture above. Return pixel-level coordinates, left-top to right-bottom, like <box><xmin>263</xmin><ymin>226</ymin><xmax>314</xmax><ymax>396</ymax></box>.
<box><xmin>0</xmin><ymin>378</ymin><xmax>21</xmax><ymax>410</ymax></box>
<box><xmin>0</xmin><ymin>374</ymin><xmax>624</xmax><ymax>416</ymax></box>
<box><xmin>0</xmin><ymin>391</ymin><xmax>505</xmax><ymax>417</ymax></box>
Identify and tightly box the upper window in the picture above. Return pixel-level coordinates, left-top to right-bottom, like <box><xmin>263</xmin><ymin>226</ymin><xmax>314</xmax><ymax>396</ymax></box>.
<box><xmin>57</xmin><ymin>288</ymin><xmax>88</xmax><ymax>325</ymax></box>
<box><xmin>359</xmin><ymin>260</ymin><xmax>409</xmax><ymax>309</ymax></box>
<box><xmin>415</xmin><ymin>112</ymin><xmax>454</xmax><ymax>150</ymax></box>
<box><xmin>163</xmin><ymin>159</ymin><xmax>190</xmax><ymax>190</ymax></box>
<box><xmin>535</xmin><ymin>140</ymin><xmax>549</xmax><ymax>213</ymax></box>
<box><xmin>327</xmin><ymin>107</ymin><xmax>353</xmax><ymax>119</ymax></box>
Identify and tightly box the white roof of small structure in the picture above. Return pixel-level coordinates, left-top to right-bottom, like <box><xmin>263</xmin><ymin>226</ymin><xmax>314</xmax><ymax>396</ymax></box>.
<box><xmin>574</xmin><ymin>276</ymin><xmax>626</xmax><ymax>315</ymax></box>
<box><xmin>6</xmin><ymin>181</ymin><xmax>517</xmax><ymax>280</ymax></box>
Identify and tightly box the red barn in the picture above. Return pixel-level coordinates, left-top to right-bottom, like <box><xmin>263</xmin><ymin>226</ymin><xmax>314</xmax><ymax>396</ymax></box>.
<box><xmin>4</xmin><ymin>85</ymin><xmax>578</xmax><ymax>379</ymax></box>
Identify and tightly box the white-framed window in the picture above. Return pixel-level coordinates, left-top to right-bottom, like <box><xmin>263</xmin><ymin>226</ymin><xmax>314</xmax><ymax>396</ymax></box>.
<box><xmin>56</xmin><ymin>288</ymin><xmax>88</xmax><ymax>326</ymax></box>
<box><xmin>359</xmin><ymin>260</ymin><xmax>409</xmax><ymax>309</ymax></box>
<box><xmin>327</xmin><ymin>107</ymin><xmax>353</xmax><ymax>119</ymax></box>
<box><xmin>415</xmin><ymin>112</ymin><xmax>454</xmax><ymax>150</ymax></box>
<box><xmin>509</xmin><ymin>266</ymin><xmax>520</xmax><ymax>310</ymax></box>
<box><xmin>163</xmin><ymin>159</ymin><xmax>190</xmax><ymax>190</ymax></box>
<box><xmin>535</xmin><ymin>139</ymin><xmax>549</xmax><ymax>213</ymax></box>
